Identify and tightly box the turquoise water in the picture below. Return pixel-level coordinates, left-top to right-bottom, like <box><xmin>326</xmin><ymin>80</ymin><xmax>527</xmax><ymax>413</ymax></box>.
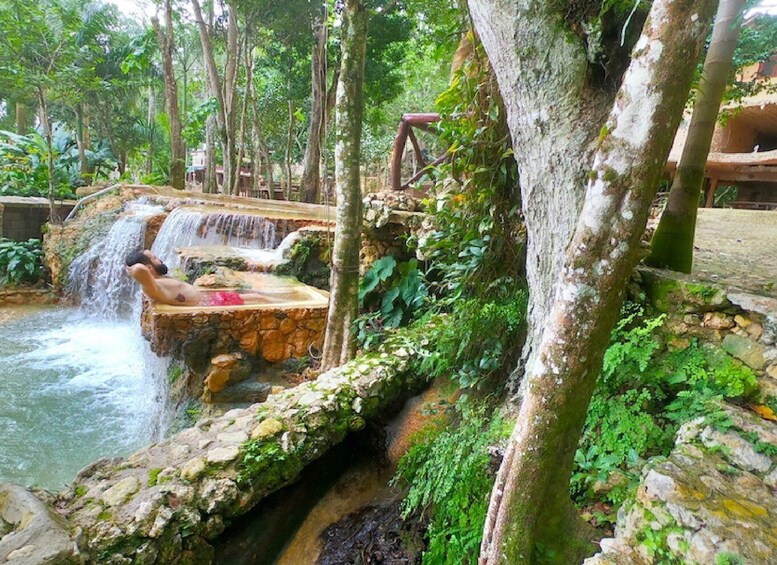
<box><xmin>0</xmin><ymin>307</ymin><xmax>166</xmax><ymax>491</ymax></box>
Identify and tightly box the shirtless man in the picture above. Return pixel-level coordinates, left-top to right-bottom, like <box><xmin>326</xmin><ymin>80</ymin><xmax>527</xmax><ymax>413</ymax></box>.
<box><xmin>126</xmin><ymin>250</ymin><xmax>265</xmax><ymax>307</ymax></box>
<box><xmin>125</xmin><ymin>250</ymin><xmax>203</xmax><ymax>306</ymax></box>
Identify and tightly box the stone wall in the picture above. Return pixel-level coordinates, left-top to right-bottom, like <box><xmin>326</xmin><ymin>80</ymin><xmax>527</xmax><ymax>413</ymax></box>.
<box><xmin>636</xmin><ymin>267</ymin><xmax>777</xmax><ymax>379</ymax></box>
<box><xmin>0</xmin><ymin>288</ymin><xmax>58</xmax><ymax>306</ymax></box>
<box><xmin>141</xmin><ymin>301</ymin><xmax>327</xmax><ymax>369</ymax></box>
<box><xmin>0</xmin><ymin>197</ymin><xmax>75</xmax><ymax>242</ymax></box>
<box><xmin>586</xmin><ymin>403</ymin><xmax>777</xmax><ymax>564</ymax></box>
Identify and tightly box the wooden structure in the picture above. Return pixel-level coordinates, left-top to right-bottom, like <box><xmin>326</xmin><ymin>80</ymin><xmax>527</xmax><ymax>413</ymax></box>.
<box><xmin>390</xmin><ymin>113</ymin><xmax>446</xmax><ymax>190</ymax></box>
<box><xmin>667</xmin><ymin>52</ymin><xmax>777</xmax><ymax>210</ymax></box>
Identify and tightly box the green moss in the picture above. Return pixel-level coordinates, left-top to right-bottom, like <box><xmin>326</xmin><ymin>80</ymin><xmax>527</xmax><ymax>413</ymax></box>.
<box><xmin>74</xmin><ymin>485</ymin><xmax>88</xmax><ymax>498</ymax></box>
<box><xmin>167</xmin><ymin>364</ymin><xmax>183</xmax><ymax>385</ymax></box>
<box><xmin>97</xmin><ymin>510</ymin><xmax>113</xmax><ymax>522</ymax></box>
<box><xmin>148</xmin><ymin>468</ymin><xmax>163</xmax><ymax>486</ymax></box>
<box><xmin>597</xmin><ymin>124</ymin><xmax>611</xmax><ymax>143</ymax></box>
<box><xmin>602</xmin><ymin>167</ymin><xmax>619</xmax><ymax>183</ymax></box>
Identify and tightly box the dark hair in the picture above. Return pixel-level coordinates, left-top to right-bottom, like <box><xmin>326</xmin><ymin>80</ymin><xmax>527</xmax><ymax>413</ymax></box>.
<box><xmin>125</xmin><ymin>250</ymin><xmax>168</xmax><ymax>275</ymax></box>
<box><xmin>125</xmin><ymin>251</ymin><xmax>149</xmax><ymax>267</ymax></box>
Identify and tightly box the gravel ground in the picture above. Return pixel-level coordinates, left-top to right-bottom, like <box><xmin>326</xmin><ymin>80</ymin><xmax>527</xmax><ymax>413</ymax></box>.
<box><xmin>691</xmin><ymin>208</ymin><xmax>777</xmax><ymax>297</ymax></box>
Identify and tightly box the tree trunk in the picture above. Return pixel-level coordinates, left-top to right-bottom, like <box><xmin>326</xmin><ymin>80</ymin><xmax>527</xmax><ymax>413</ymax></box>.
<box><xmin>146</xmin><ymin>87</ymin><xmax>156</xmax><ymax>175</ymax></box>
<box><xmin>320</xmin><ymin>0</ymin><xmax>368</xmax><ymax>370</ymax></box>
<box><xmin>38</xmin><ymin>88</ymin><xmax>59</xmax><ymax>225</ymax></box>
<box><xmin>647</xmin><ymin>0</ymin><xmax>744</xmax><ymax>273</ymax></box>
<box><xmin>74</xmin><ymin>103</ymin><xmax>90</xmax><ymax>180</ymax></box>
<box><xmin>285</xmin><ymin>99</ymin><xmax>295</xmax><ymax>199</ymax></box>
<box><xmin>469</xmin><ymin>0</ymin><xmax>615</xmax><ymax>393</ymax></box>
<box><xmin>301</xmin><ymin>3</ymin><xmax>328</xmax><ymax>204</ymax></box>
<box><xmin>474</xmin><ymin>0</ymin><xmax>716</xmax><ymax>562</ymax></box>
<box><xmin>233</xmin><ymin>43</ymin><xmax>253</xmax><ymax>196</ymax></box>
<box><xmin>191</xmin><ymin>0</ymin><xmax>235</xmax><ymax>194</ymax></box>
<box><xmin>15</xmin><ymin>102</ymin><xmax>26</xmax><ymax>135</ymax></box>
<box><xmin>251</xmin><ymin>92</ymin><xmax>274</xmax><ymax>198</ymax></box>
<box><xmin>152</xmin><ymin>0</ymin><xmax>185</xmax><ymax>190</ymax></box>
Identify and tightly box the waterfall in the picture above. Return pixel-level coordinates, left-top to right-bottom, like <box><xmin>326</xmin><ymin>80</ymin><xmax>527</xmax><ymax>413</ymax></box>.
<box><xmin>151</xmin><ymin>207</ymin><xmax>279</xmax><ymax>269</ymax></box>
<box><xmin>68</xmin><ymin>211</ymin><xmax>152</xmax><ymax>320</ymax></box>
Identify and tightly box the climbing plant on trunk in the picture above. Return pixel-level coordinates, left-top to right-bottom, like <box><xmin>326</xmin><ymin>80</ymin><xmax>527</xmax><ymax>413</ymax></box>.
<box><xmin>470</xmin><ymin>0</ymin><xmax>716</xmax><ymax>562</ymax></box>
<box><xmin>647</xmin><ymin>0</ymin><xmax>745</xmax><ymax>273</ymax></box>
<box><xmin>321</xmin><ymin>0</ymin><xmax>368</xmax><ymax>370</ymax></box>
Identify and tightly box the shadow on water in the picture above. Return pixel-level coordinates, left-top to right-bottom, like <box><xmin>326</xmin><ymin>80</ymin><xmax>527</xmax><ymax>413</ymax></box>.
<box><xmin>213</xmin><ymin>437</ymin><xmax>386</xmax><ymax>565</ymax></box>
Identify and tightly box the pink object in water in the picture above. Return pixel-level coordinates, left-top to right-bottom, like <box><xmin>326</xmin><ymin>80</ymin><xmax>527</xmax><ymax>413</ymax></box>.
<box><xmin>205</xmin><ymin>291</ymin><xmax>245</xmax><ymax>306</ymax></box>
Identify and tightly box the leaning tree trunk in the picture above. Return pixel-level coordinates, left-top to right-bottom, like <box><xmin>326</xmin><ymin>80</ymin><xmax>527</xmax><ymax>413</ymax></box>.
<box><xmin>474</xmin><ymin>0</ymin><xmax>716</xmax><ymax>563</ymax></box>
<box><xmin>320</xmin><ymin>0</ymin><xmax>368</xmax><ymax>370</ymax></box>
<box><xmin>152</xmin><ymin>0</ymin><xmax>185</xmax><ymax>190</ymax></box>
<box><xmin>74</xmin><ymin>103</ymin><xmax>90</xmax><ymax>180</ymax></box>
<box><xmin>37</xmin><ymin>88</ymin><xmax>59</xmax><ymax>225</ymax></box>
<box><xmin>469</xmin><ymin>0</ymin><xmax>616</xmax><ymax>393</ymax></box>
<box><xmin>146</xmin><ymin>87</ymin><xmax>156</xmax><ymax>175</ymax></box>
<box><xmin>191</xmin><ymin>0</ymin><xmax>234</xmax><ymax>194</ymax></box>
<box><xmin>285</xmin><ymin>99</ymin><xmax>295</xmax><ymax>199</ymax></box>
<box><xmin>301</xmin><ymin>3</ymin><xmax>328</xmax><ymax>204</ymax></box>
<box><xmin>647</xmin><ymin>0</ymin><xmax>744</xmax><ymax>273</ymax></box>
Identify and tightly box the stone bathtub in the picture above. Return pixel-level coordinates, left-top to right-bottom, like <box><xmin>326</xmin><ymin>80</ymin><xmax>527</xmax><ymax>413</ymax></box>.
<box><xmin>141</xmin><ymin>274</ymin><xmax>329</xmax><ymax>367</ymax></box>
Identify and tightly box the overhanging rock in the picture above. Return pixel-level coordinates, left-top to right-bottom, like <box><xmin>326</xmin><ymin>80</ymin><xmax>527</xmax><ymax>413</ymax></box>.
<box><xmin>48</xmin><ymin>333</ymin><xmax>428</xmax><ymax>564</ymax></box>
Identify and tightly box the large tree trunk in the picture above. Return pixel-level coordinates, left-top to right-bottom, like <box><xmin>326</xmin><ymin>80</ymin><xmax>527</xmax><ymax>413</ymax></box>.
<box><xmin>474</xmin><ymin>0</ymin><xmax>716</xmax><ymax>563</ymax></box>
<box><xmin>469</xmin><ymin>0</ymin><xmax>615</xmax><ymax>392</ymax></box>
<box><xmin>225</xmin><ymin>3</ymin><xmax>240</xmax><ymax>195</ymax></box>
<box><xmin>647</xmin><ymin>0</ymin><xmax>744</xmax><ymax>273</ymax></box>
<box><xmin>301</xmin><ymin>3</ymin><xmax>328</xmax><ymax>204</ymax></box>
<box><xmin>320</xmin><ymin>0</ymin><xmax>368</xmax><ymax>370</ymax></box>
<box><xmin>152</xmin><ymin>0</ymin><xmax>185</xmax><ymax>190</ymax></box>
<box><xmin>37</xmin><ymin>88</ymin><xmax>59</xmax><ymax>225</ymax></box>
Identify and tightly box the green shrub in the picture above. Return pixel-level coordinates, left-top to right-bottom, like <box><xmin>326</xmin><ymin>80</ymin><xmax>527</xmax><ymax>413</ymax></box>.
<box><xmin>0</xmin><ymin>238</ymin><xmax>44</xmax><ymax>286</ymax></box>
<box><xmin>394</xmin><ymin>405</ymin><xmax>512</xmax><ymax>565</ymax></box>
<box><xmin>355</xmin><ymin>256</ymin><xmax>428</xmax><ymax>348</ymax></box>
<box><xmin>418</xmin><ymin>286</ymin><xmax>527</xmax><ymax>392</ymax></box>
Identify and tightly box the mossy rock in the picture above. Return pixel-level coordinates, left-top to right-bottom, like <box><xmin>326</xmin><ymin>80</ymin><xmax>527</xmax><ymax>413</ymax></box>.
<box><xmin>638</xmin><ymin>267</ymin><xmax>730</xmax><ymax>314</ymax></box>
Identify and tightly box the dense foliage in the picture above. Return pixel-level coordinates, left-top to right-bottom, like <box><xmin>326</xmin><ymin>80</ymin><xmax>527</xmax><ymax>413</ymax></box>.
<box><xmin>0</xmin><ymin>238</ymin><xmax>44</xmax><ymax>286</ymax></box>
<box><xmin>394</xmin><ymin>406</ymin><xmax>512</xmax><ymax>565</ymax></box>
<box><xmin>571</xmin><ymin>306</ymin><xmax>758</xmax><ymax>525</ymax></box>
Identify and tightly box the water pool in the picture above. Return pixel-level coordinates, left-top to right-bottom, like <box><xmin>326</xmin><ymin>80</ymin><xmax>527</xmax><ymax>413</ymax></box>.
<box><xmin>0</xmin><ymin>307</ymin><xmax>167</xmax><ymax>491</ymax></box>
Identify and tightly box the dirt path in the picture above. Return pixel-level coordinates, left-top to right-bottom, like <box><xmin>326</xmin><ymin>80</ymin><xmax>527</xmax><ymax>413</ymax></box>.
<box><xmin>692</xmin><ymin>208</ymin><xmax>777</xmax><ymax>297</ymax></box>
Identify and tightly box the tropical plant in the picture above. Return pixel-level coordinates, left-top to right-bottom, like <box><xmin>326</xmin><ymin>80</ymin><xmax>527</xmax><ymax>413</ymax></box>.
<box><xmin>0</xmin><ymin>238</ymin><xmax>44</xmax><ymax>286</ymax></box>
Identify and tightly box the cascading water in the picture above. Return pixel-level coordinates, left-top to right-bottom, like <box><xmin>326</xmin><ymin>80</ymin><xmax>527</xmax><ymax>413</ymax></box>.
<box><xmin>0</xmin><ymin>201</ymin><xmax>170</xmax><ymax>490</ymax></box>
<box><xmin>151</xmin><ymin>207</ymin><xmax>279</xmax><ymax>268</ymax></box>
<box><xmin>67</xmin><ymin>205</ymin><xmax>162</xmax><ymax>320</ymax></box>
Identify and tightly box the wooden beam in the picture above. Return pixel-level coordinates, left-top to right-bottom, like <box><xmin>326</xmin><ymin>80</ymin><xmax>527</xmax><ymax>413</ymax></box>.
<box><xmin>704</xmin><ymin>177</ymin><xmax>718</xmax><ymax>207</ymax></box>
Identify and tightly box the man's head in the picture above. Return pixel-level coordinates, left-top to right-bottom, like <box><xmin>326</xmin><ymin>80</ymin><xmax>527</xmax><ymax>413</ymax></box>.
<box><xmin>125</xmin><ymin>250</ymin><xmax>169</xmax><ymax>276</ymax></box>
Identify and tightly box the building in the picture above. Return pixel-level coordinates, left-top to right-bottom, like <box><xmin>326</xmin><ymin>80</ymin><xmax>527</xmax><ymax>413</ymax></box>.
<box><xmin>667</xmin><ymin>47</ymin><xmax>777</xmax><ymax>209</ymax></box>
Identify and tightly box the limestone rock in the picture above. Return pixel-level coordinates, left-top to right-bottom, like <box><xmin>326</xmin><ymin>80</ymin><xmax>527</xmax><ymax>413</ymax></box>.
<box><xmin>703</xmin><ymin>312</ymin><xmax>734</xmax><ymax>330</ymax></box>
<box><xmin>767</xmin><ymin>365</ymin><xmax>777</xmax><ymax>379</ymax></box>
<box><xmin>251</xmin><ymin>418</ymin><xmax>283</xmax><ymax>439</ymax></box>
<box><xmin>205</xmin><ymin>446</ymin><xmax>239</xmax><ymax>465</ymax></box>
<box><xmin>0</xmin><ymin>483</ymin><xmax>75</xmax><ymax>564</ymax></box>
<box><xmin>735</xmin><ymin>314</ymin><xmax>752</xmax><ymax>329</ymax></box>
<box><xmin>101</xmin><ymin>476</ymin><xmax>141</xmax><ymax>506</ymax></box>
<box><xmin>180</xmin><ymin>458</ymin><xmax>206</xmax><ymax>481</ymax></box>
<box><xmin>722</xmin><ymin>334</ymin><xmax>766</xmax><ymax>370</ymax></box>
<box><xmin>588</xmin><ymin>404</ymin><xmax>777</xmax><ymax>564</ymax></box>
<box><xmin>208</xmin><ymin>380</ymin><xmax>270</xmax><ymax>404</ymax></box>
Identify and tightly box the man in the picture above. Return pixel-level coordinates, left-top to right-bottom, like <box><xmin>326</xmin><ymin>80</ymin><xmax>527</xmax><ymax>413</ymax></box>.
<box><xmin>126</xmin><ymin>250</ymin><xmax>264</xmax><ymax>307</ymax></box>
<box><xmin>125</xmin><ymin>250</ymin><xmax>203</xmax><ymax>306</ymax></box>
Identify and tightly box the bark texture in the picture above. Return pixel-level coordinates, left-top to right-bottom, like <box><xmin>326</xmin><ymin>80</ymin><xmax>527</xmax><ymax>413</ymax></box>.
<box><xmin>647</xmin><ymin>0</ymin><xmax>744</xmax><ymax>273</ymax></box>
<box><xmin>476</xmin><ymin>0</ymin><xmax>716</xmax><ymax>562</ymax></box>
<box><xmin>469</xmin><ymin>0</ymin><xmax>614</xmax><ymax>391</ymax></box>
<box><xmin>321</xmin><ymin>0</ymin><xmax>368</xmax><ymax>370</ymax></box>
<box><xmin>302</xmin><ymin>4</ymin><xmax>328</xmax><ymax>204</ymax></box>
<box><xmin>191</xmin><ymin>0</ymin><xmax>237</xmax><ymax>194</ymax></box>
<box><xmin>38</xmin><ymin>88</ymin><xmax>58</xmax><ymax>224</ymax></box>
<box><xmin>152</xmin><ymin>0</ymin><xmax>185</xmax><ymax>191</ymax></box>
